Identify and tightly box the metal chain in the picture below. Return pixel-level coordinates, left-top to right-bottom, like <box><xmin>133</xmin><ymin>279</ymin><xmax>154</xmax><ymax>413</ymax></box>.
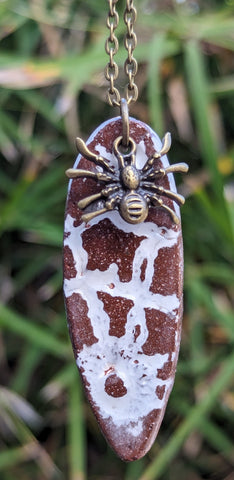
<box><xmin>105</xmin><ymin>0</ymin><xmax>138</xmax><ymax>107</ymax></box>
<box><xmin>124</xmin><ymin>0</ymin><xmax>138</xmax><ymax>105</ymax></box>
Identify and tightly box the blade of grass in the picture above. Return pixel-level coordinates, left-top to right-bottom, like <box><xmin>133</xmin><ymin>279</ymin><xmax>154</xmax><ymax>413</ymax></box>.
<box><xmin>141</xmin><ymin>11</ymin><xmax>234</xmax><ymax>51</ymax></box>
<box><xmin>13</xmin><ymin>249</ymin><xmax>57</xmax><ymax>292</ymax></box>
<box><xmin>178</xmin><ymin>348</ymin><xmax>226</xmax><ymax>376</ymax></box>
<box><xmin>0</xmin><ymin>7</ymin><xmax>27</xmax><ymax>40</ymax></box>
<box><xmin>38</xmin><ymin>270</ymin><xmax>63</xmax><ymax>300</ymax></box>
<box><xmin>27</xmin><ymin>184</ymin><xmax>66</xmax><ymax>218</ymax></box>
<box><xmin>68</xmin><ymin>371</ymin><xmax>86</xmax><ymax>480</ymax></box>
<box><xmin>15</xmin><ymin>89</ymin><xmax>65</xmax><ymax>131</ymax></box>
<box><xmin>0</xmin><ymin>110</ymin><xmax>44</xmax><ymax>153</ymax></box>
<box><xmin>0</xmin><ymin>169</ymin><xmax>14</xmax><ymax>194</ymax></box>
<box><xmin>139</xmin><ymin>349</ymin><xmax>234</xmax><ymax>480</ymax></box>
<box><xmin>0</xmin><ymin>176</ymin><xmax>32</xmax><ymax>234</ymax></box>
<box><xmin>21</xmin><ymin>220</ymin><xmax>63</xmax><ymax>246</ymax></box>
<box><xmin>125</xmin><ymin>459</ymin><xmax>145</xmax><ymax>480</ymax></box>
<box><xmin>11</xmin><ymin>1</ymin><xmax>103</xmax><ymax>30</ymax></box>
<box><xmin>210</xmin><ymin>75</ymin><xmax>234</xmax><ymax>97</ymax></box>
<box><xmin>0</xmin><ymin>163</ymin><xmax>65</xmax><ymax>232</ymax></box>
<box><xmin>195</xmin><ymin>189</ymin><xmax>233</xmax><ymax>246</ymax></box>
<box><xmin>0</xmin><ymin>164</ymin><xmax>67</xmax><ymax>232</ymax></box>
<box><xmin>0</xmin><ymin>303</ymin><xmax>70</xmax><ymax>359</ymax></box>
<box><xmin>189</xmin><ymin>279</ymin><xmax>234</xmax><ymax>341</ymax></box>
<box><xmin>0</xmin><ymin>36</ymin><xmax>180</xmax><ymax>90</ymax></box>
<box><xmin>11</xmin><ymin>345</ymin><xmax>43</xmax><ymax>394</ymax></box>
<box><xmin>0</xmin><ymin>126</ymin><xmax>17</xmax><ymax>161</ymax></box>
<box><xmin>0</xmin><ymin>445</ymin><xmax>32</xmax><ymax>472</ymax></box>
<box><xmin>42</xmin><ymin>363</ymin><xmax>77</xmax><ymax>401</ymax></box>
<box><xmin>200</xmin><ymin>419</ymin><xmax>234</xmax><ymax>463</ymax></box>
<box><xmin>190</xmin><ymin>317</ymin><xmax>205</xmax><ymax>367</ymax></box>
<box><xmin>185</xmin><ymin>40</ymin><xmax>233</xmax><ymax>242</ymax></box>
<box><xmin>147</xmin><ymin>33</ymin><xmax>166</xmax><ymax>137</ymax></box>
<box><xmin>4</xmin><ymin>410</ymin><xmax>62</xmax><ymax>479</ymax></box>
<box><xmin>174</xmin><ymin>399</ymin><xmax>234</xmax><ymax>463</ymax></box>
<box><xmin>194</xmin><ymin>262</ymin><xmax>234</xmax><ymax>285</ymax></box>
<box><xmin>184</xmin><ymin>41</ymin><xmax>221</xmax><ymax>191</ymax></box>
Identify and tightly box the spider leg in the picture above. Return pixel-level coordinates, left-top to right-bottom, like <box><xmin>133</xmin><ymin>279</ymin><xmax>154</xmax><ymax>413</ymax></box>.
<box><xmin>142</xmin><ymin>182</ymin><xmax>185</xmax><ymax>205</ymax></box>
<box><xmin>81</xmin><ymin>193</ymin><xmax>121</xmax><ymax>223</ymax></box>
<box><xmin>142</xmin><ymin>132</ymin><xmax>171</xmax><ymax>173</ymax></box>
<box><xmin>142</xmin><ymin>162</ymin><xmax>189</xmax><ymax>181</ymax></box>
<box><xmin>81</xmin><ymin>208</ymin><xmax>110</xmax><ymax>223</ymax></box>
<box><xmin>162</xmin><ymin>162</ymin><xmax>189</xmax><ymax>175</ymax></box>
<box><xmin>113</xmin><ymin>148</ymin><xmax>125</xmax><ymax>169</ymax></box>
<box><xmin>76</xmin><ymin>137</ymin><xmax>115</xmax><ymax>173</ymax></box>
<box><xmin>146</xmin><ymin>193</ymin><xmax>180</xmax><ymax>224</ymax></box>
<box><xmin>105</xmin><ymin>193</ymin><xmax>121</xmax><ymax>210</ymax></box>
<box><xmin>78</xmin><ymin>185</ymin><xmax>121</xmax><ymax>209</ymax></box>
<box><xmin>66</xmin><ymin>168</ymin><xmax>114</xmax><ymax>183</ymax></box>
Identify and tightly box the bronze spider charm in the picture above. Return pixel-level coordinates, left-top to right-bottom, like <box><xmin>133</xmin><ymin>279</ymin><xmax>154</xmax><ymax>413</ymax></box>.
<box><xmin>66</xmin><ymin>133</ymin><xmax>188</xmax><ymax>225</ymax></box>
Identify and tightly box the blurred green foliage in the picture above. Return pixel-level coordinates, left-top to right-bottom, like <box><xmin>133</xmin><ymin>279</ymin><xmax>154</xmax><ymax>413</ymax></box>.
<box><xmin>0</xmin><ymin>0</ymin><xmax>234</xmax><ymax>479</ymax></box>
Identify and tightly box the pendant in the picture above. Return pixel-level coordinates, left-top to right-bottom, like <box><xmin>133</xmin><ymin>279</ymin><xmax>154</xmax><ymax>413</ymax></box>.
<box><xmin>63</xmin><ymin>115</ymin><xmax>188</xmax><ymax>461</ymax></box>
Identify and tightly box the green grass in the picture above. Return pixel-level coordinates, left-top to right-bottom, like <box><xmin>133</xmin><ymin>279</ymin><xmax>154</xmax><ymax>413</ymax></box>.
<box><xmin>1</xmin><ymin>1</ymin><xmax>234</xmax><ymax>479</ymax></box>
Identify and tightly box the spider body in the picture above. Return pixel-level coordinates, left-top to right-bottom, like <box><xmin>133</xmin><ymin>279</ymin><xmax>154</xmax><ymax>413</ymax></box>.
<box><xmin>121</xmin><ymin>165</ymin><xmax>140</xmax><ymax>190</ymax></box>
<box><xmin>66</xmin><ymin>133</ymin><xmax>188</xmax><ymax>225</ymax></box>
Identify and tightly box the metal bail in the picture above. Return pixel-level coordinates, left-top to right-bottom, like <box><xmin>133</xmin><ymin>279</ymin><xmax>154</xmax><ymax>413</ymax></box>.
<box><xmin>120</xmin><ymin>98</ymin><xmax>130</xmax><ymax>148</ymax></box>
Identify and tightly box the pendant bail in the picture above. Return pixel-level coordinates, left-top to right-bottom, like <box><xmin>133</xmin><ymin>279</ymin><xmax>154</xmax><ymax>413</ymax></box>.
<box><xmin>120</xmin><ymin>98</ymin><xmax>130</xmax><ymax>148</ymax></box>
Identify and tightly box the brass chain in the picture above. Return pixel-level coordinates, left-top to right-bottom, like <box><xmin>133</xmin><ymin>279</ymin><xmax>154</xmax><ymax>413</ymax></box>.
<box><xmin>105</xmin><ymin>0</ymin><xmax>138</xmax><ymax>107</ymax></box>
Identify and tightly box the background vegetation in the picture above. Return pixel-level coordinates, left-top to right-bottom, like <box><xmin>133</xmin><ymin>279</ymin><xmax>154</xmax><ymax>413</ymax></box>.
<box><xmin>0</xmin><ymin>0</ymin><xmax>234</xmax><ymax>479</ymax></box>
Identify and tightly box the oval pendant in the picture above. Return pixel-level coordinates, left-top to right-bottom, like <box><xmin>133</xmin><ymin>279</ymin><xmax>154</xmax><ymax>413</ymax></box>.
<box><xmin>63</xmin><ymin>117</ymin><xmax>186</xmax><ymax>461</ymax></box>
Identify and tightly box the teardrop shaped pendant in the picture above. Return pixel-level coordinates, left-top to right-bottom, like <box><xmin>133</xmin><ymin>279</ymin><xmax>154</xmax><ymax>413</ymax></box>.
<box><xmin>63</xmin><ymin>115</ymin><xmax>188</xmax><ymax>461</ymax></box>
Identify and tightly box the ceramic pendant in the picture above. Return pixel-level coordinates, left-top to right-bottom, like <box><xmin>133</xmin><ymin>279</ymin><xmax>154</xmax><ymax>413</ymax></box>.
<box><xmin>63</xmin><ymin>117</ymin><xmax>187</xmax><ymax>461</ymax></box>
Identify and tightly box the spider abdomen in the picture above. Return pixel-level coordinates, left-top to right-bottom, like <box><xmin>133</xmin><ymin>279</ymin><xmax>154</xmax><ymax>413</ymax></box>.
<box><xmin>120</xmin><ymin>192</ymin><xmax>148</xmax><ymax>224</ymax></box>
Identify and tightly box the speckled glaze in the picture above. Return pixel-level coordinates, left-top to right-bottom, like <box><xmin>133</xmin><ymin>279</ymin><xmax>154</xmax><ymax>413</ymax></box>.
<box><xmin>63</xmin><ymin>117</ymin><xmax>184</xmax><ymax>461</ymax></box>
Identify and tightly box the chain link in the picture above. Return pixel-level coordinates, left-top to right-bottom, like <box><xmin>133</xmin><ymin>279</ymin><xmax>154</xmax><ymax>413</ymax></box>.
<box><xmin>124</xmin><ymin>0</ymin><xmax>138</xmax><ymax>104</ymax></box>
<box><xmin>105</xmin><ymin>0</ymin><xmax>138</xmax><ymax>107</ymax></box>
